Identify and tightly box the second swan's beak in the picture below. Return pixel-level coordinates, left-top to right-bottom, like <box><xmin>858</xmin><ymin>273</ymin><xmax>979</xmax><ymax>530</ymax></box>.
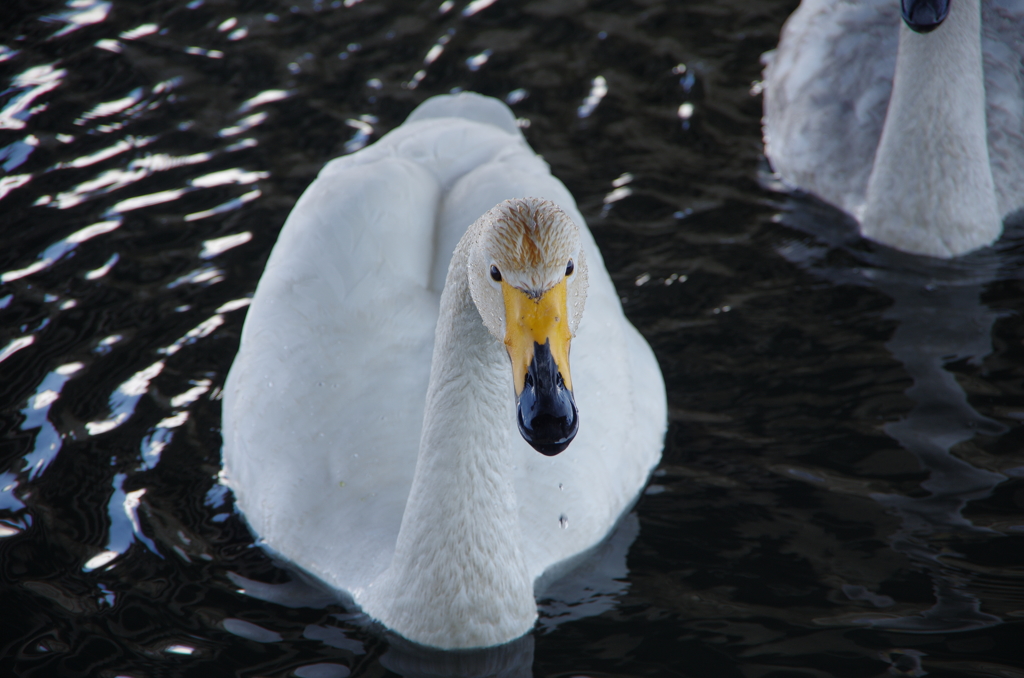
<box><xmin>502</xmin><ymin>279</ymin><xmax>578</xmax><ymax>456</ymax></box>
<box><xmin>901</xmin><ymin>0</ymin><xmax>949</xmax><ymax>33</ymax></box>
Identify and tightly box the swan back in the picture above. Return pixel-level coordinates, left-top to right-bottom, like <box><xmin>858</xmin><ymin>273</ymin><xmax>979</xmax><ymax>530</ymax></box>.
<box><xmin>763</xmin><ymin>0</ymin><xmax>900</xmax><ymax>217</ymax></box>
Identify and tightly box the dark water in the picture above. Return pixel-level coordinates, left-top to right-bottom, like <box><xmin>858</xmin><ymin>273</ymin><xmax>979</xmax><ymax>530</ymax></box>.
<box><xmin>2</xmin><ymin>0</ymin><xmax>1023</xmax><ymax>676</ymax></box>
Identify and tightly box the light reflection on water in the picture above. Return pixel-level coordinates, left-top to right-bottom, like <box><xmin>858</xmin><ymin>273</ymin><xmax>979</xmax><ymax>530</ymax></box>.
<box><xmin>0</xmin><ymin>0</ymin><xmax>1022</xmax><ymax>675</ymax></box>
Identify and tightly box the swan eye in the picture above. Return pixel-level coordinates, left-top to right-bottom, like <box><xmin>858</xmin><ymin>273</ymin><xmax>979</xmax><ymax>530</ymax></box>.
<box><xmin>490</xmin><ymin>265</ymin><xmax>502</xmax><ymax>282</ymax></box>
<box><xmin>565</xmin><ymin>259</ymin><xmax>574</xmax><ymax>276</ymax></box>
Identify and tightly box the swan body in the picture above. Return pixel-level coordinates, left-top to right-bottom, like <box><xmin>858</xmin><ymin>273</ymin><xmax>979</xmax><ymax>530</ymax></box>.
<box><xmin>762</xmin><ymin>0</ymin><xmax>1024</xmax><ymax>258</ymax></box>
<box><xmin>221</xmin><ymin>93</ymin><xmax>666</xmax><ymax>649</ymax></box>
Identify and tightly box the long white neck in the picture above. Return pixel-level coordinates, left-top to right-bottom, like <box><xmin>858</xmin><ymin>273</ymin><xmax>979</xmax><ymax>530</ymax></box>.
<box><xmin>861</xmin><ymin>0</ymin><xmax>1000</xmax><ymax>258</ymax></box>
<box><xmin>363</xmin><ymin>230</ymin><xmax>536</xmax><ymax>650</ymax></box>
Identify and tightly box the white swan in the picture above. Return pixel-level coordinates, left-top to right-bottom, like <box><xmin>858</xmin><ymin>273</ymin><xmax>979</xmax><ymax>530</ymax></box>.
<box><xmin>762</xmin><ymin>0</ymin><xmax>1024</xmax><ymax>258</ymax></box>
<box><xmin>221</xmin><ymin>93</ymin><xmax>666</xmax><ymax>650</ymax></box>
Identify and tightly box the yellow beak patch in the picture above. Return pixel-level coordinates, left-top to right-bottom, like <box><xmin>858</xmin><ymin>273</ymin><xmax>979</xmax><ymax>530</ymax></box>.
<box><xmin>502</xmin><ymin>279</ymin><xmax>573</xmax><ymax>394</ymax></box>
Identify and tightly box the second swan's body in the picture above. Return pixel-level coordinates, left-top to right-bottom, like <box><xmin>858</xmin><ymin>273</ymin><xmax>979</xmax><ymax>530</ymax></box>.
<box><xmin>763</xmin><ymin>0</ymin><xmax>1024</xmax><ymax>258</ymax></box>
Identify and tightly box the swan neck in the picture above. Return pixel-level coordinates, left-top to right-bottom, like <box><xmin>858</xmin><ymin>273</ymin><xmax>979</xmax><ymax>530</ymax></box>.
<box><xmin>861</xmin><ymin>0</ymin><xmax>1000</xmax><ymax>257</ymax></box>
<box><xmin>365</xmin><ymin>232</ymin><xmax>536</xmax><ymax>649</ymax></box>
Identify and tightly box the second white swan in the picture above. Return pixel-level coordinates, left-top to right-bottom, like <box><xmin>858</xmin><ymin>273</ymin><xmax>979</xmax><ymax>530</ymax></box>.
<box><xmin>762</xmin><ymin>0</ymin><xmax>1024</xmax><ymax>258</ymax></box>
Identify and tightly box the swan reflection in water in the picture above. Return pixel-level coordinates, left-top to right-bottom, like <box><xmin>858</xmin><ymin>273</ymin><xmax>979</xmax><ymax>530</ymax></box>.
<box><xmin>777</xmin><ymin>200</ymin><xmax>1018</xmax><ymax>632</ymax></box>
<box><xmin>379</xmin><ymin>630</ymin><xmax>534</xmax><ymax>678</ymax></box>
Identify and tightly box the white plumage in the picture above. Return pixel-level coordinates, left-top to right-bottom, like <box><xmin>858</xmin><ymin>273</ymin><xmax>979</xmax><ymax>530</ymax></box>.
<box><xmin>763</xmin><ymin>0</ymin><xmax>1024</xmax><ymax>258</ymax></box>
<box><xmin>221</xmin><ymin>93</ymin><xmax>666</xmax><ymax>649</ymax></box>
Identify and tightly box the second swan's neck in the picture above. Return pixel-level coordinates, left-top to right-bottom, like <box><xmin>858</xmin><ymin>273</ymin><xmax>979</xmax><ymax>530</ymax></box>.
<box><xmin>363</xmin><ymin>233</ymin><xmax>536</xmax><ymax>650</ymax></box>
<box><xmin>861</xmin><ymin>0</ymin><xmax>1000</xmax><ymax>258</ymax></box>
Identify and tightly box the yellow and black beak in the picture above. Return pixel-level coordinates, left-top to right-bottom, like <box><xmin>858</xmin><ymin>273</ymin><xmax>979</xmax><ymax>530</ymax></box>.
<box><xmin>502</xmin><ymin>279</ymin><xmax>578</xmax><ymax>456</ymax></box>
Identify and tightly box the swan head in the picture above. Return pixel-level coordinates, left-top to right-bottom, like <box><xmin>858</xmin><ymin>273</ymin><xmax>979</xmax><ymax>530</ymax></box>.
<box><xmin>468</xmin><ymin>198</ymin><xmax>589</xmax><ymax>456</ymax></box>
<box><xmin>901</xmin><ymin>0</ymin><xmax>949</xmax><ymax>33</ymax></box>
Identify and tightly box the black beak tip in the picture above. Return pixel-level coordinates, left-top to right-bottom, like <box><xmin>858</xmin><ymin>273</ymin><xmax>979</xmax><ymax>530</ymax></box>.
<box><xmin>901</xmin><ymin>0</ymin><xmax>950</xmax><ymax>33</ymax></box>
<box><xmin>515</xmin><ymin>339</ymin><xmax>581</xmax><ymax>456</ymax></box>
<box><xmin>518</xmin><ymin>404</ymin><xmax>578</xmax><ymax>456</ymax></box>
<box><xmin>531</xmin><ymin>439</ymin><xmax>573</xmax><ymax>457</ymax></box>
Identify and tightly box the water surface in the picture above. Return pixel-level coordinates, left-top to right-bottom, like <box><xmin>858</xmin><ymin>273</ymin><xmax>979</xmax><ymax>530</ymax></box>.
<box><xmin>1</xmin><ymin>1</ymin><xmax>1022</xmax><ymax>676</ymax></box>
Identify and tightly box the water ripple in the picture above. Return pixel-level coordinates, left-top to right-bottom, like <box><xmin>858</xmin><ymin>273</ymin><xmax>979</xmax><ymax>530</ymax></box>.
<box><xmin>0</xmin><ymin>335</ymin><xmax>35</xmax><ymax>366</ymax></box>
<box><xmin>2</xmin><ymin>219</ymin><xmax>121</xmax><ymax>283</ymax></box>
<box><xmin>48</xmin><ymin>150</ymin><xmax>210</xmax><ymax>210</ymax></box>
<box><xmin>219</xmin><ymin>111</ymin><xmax>267</xmax><ymax>137</ymax></box>
<box><xmin>119</xmin><ymin>23</ymin><xmax>159</xmax><ymax>40</ymax></box>
<box><xmin>55</xmin><ymin>135</ymin><xmax>154</xmax><ymax>170</ymax></box>
<box><xmin>109</xmin><ymin>188</ymin><xmax>186</xmax><ymax>214</ymax></box>
<box><xmin>200</xmin><ymin>232</ymin><xmax>252</xmax><ymax>258</ymax></box>
<box><xmin>75</xmin><ymin>87</ymin><xmax>145</xmax><ymax>124</ymax></box>
<box><xmin>84</xmin><ymin>252</ymin><xmax>118</xmax><ymax>279</ymax></box>
<box><xmin>18</xmin><ymin>362</ymin><xmax>84</xmax><ymax>480</ymax></box>
<box><xmin>0</xmin><ymin>134</ymin><xmax>38</xmax><ymax>172</ymax></box>
<box><xmin>185</xmin><ymin>188</ymin><xmax>261</xmax><ymax>221</ymax></box>
<box><xmin>41</xmin><ymin>0</ymin><xmax>112</xmax><ymax>38</ymax></box>
<box><xmin>85</xmin><ymin>360</ymin><xmax>164</xmax><ymax>435</ymax></box>
<box><xmin>184</xmin><ymin>46</ymin><xmax>224</xmax><ymax>59</ymax></box>
<box><xmin>577</xmin><ymin>75</ymin><xmax>608</xmax><ymax>118</ymax></box>
<box><xmin>192</xmin><ymin>168</ymin><xmax>268</xmax><ymax>188</ymax></box>
<box><xmin>238</xmin><ymin>89</ymin><xmax>292</xmax><ymax>113</ymax></box>
<box><xmin>0</xmin><ymin>63</ymin><xmax>66</xmax><ymax>130</ymax></box>
<box><xmin>0</xmin><ymin>174</ymin><xmax>31</xmax><ymax>200</ymax></box>
<box><xmin>1</xmin><ymin>0</ymin><xmax>1020</xmax><ymax>675</ymax></box>
<box><xmin>463</xmin><ymin>0</ymin><xmax>498</xmax><ymax>17</ymax></box>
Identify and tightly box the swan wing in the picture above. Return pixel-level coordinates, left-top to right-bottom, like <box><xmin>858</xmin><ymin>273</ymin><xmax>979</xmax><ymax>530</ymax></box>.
<box><xmin>763</xmin><ymin>0</ymin><xmax>899</xmax><ymax>217</ymax></box>
<box><xmin>222</xmin><ymin>152</ymin><xmax>441</xmax><ymax>597</ymax></box>
<box><xmin>983</xmin><ymin>1</ymin><xmax>1024</xmax><ymax>217</ymax></box>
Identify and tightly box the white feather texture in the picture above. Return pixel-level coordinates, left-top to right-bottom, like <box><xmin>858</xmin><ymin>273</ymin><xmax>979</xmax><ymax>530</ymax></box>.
<box><xmin>763</xmin><ymin>0</ymin><xmax>1024</xmax><ymax>258</ymax></box>
<box><xmin>221</xmin><ymin>93</ymin><xmax>666</xmax><ymax>649</ymax></box>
